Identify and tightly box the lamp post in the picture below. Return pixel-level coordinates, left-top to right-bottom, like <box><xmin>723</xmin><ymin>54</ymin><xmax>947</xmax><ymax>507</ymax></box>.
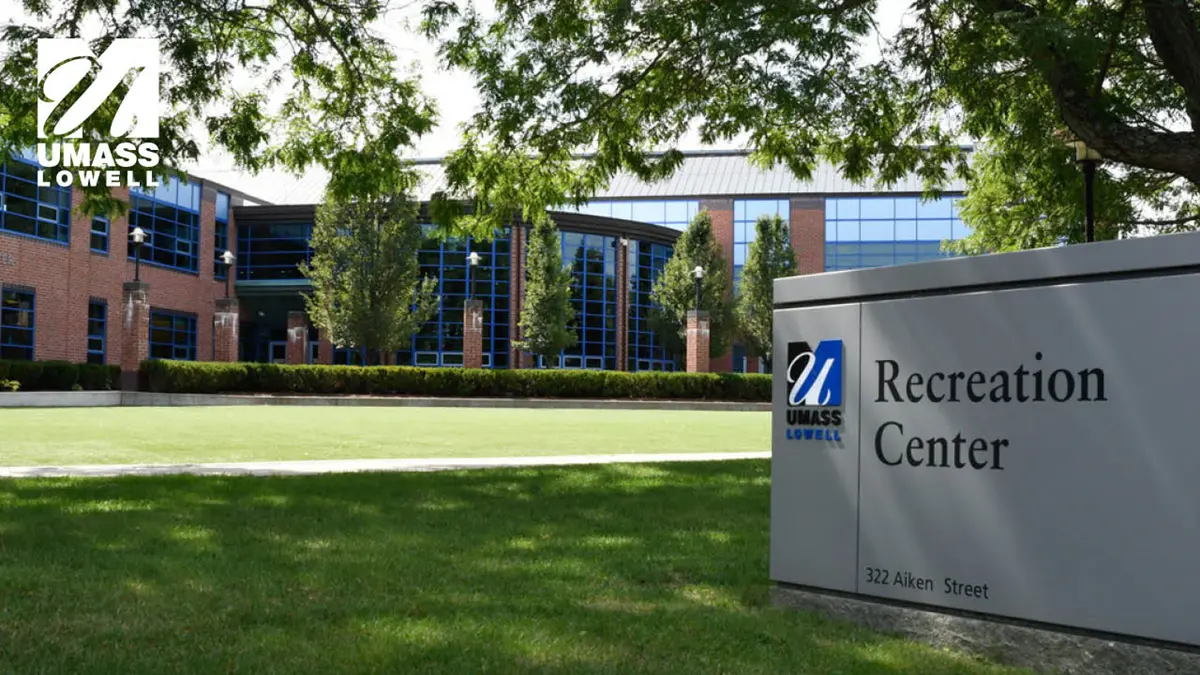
<box><xmin>220</xmin><ymin>250</ymin><xmax>235</xmax><ymax>298</ymax></box>
<box><xmin>692</xmin><ymin>265</ymin><xmax>705</xmax><ymax>312</ymax></box>
<box><xmin>1068</xmin><ymin>139</ymin><xmax>1103</xmax><ymax>243</ymax></box>
<box><xmin>129</xmin><ymin>227</ymin><xmax>146</xmax><ymax>281</ymax></box>
<box><xmin>467</xmin><ymin>251</ymin><xmax>481</xmax><ymax>299</ymax></box>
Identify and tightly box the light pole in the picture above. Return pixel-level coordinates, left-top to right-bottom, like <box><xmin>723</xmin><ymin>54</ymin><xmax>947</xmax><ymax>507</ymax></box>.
<box><xmin>129</xmin><ymin>227</ymin><xmax>146</xmax><ymax>281</ymax></box>
<box><xmin>220</xmin><ymin>250</ymin><xmax>235</xmax><ymax>298</ymax></box>
<box><xmin>692</xmin><ymin>265</ymin><xmax>705</xmax><ymax>312</ymax></box>
<box><xmin>1068</xmin><ymin>139</ymin><xmax>1103</xmax><ymax>243</ymax></box>
<box><xmin>467</xmin><ymin>251</ymin><xmax>481</xmax><ymax>299</ymax></box>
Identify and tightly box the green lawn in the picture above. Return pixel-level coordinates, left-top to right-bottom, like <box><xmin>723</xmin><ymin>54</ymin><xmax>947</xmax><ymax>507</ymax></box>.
<box><xmin>0</xmin><ymin>407</ymin><xmax>768</xmax><ymax>466</ymax></box>
<box><xmin>0</xmin><ymin>460</ymin><xmax>1027</xmax><ymax>675</ymax></box>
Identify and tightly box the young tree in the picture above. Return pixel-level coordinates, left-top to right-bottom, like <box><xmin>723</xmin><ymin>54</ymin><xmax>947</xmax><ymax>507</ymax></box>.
<box><xmin>736</xmin><ymin>214</ymin><xmax>796</xmax><ymax>368</ymax></box>
<box><xmin>515</xmin><ymin>215</ymin><xmax>577</xmax><ymax>367</ymax></box>
<box><xmin>300</xmin><ymin>191</ymin><xmax>439</xmax><ymax>365</ymax></box>
<box><xmin>649</xmin><ymin>210</ymin><xmax>735</xmax><ymax>363</ymax></box>
<box><xmin>422</xmin><ymin>0</ymin><xmax>1200</xmax><ymax>248</ymax></box>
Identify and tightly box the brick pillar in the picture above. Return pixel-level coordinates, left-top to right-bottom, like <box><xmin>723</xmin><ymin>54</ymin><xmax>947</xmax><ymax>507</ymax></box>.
<box><xmin>686</xmin><ymin>310</ymin><xmax>711</xmax><ymax>374</ymax></box>
<box><xmin>508</xmin><ymin>222</ymin><xmax>527</xmax><ymax>369</ymax></box>
<box><xmin>614</xmin><ymin>237</ymin><xmax>629</xmax><ymax>370</ymax></box>
<box><xmin>464</xmin><ymin>299</ymin><xmax>484</xmax><ymax>369</ymax></box>
<box><xmin>317</xmin><ymin>329</ymin><xmax>334</xmax><ymax>365</ymax></box>
<box><xmin>120</xmin><ymin>281</ymin><xmax>150</xmax><ymax>390</ymax></box>
<box><xmin>745</xmin><ymin>354</ymin><xmax>760</xmax><ymax>374</ymax></box>
<box><xmin>213</xmin><ymin>297</ymin><xmax>239</xmax><ymax>362</ymax></box>
<box><xmin>286</xmin><ymin>311</ymin><xmax>307</xmax><ymax>365</ymax></box>
<box><xmin>699</xmin><ymin>199</ymin><xmax>734</xmax><ymax>373</ymax></box>
<box><xmin>790</xmin><ymin>197</ymin><xmax>826</xmax><ymax>275</ymax></box>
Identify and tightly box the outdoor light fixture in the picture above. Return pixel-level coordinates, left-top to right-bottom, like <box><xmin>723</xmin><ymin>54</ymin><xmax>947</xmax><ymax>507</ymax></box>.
<box><xmin>467</xmin><ymin>251</ymin><xmax>481</xmax><ymax>299</ymax></box>
<box><xmin>1066</xmin><ymin>138</ymin><xmax>1103</xmax><ymax>243</ymax></box>
<box><xmin>129</xmin><ymin>226</ymin><xmax>146</xmax><ymax>282</ymax></box>
<box><xmin>221</xmin><ymin>250</ymin><xmax>236</xmax><ymax>298</ymax></box>
<box><xmin>692</xmin><ymin>265</ymin><xmax>705</xmax><ymax>312</ymax></box>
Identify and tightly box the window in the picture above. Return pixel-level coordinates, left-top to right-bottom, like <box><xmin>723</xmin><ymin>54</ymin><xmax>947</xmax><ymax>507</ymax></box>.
<box><xmin>0</xmin><ymin>287</ymin><xmax>35</xmax><ymax>360</ymax></box>
<box><xmin>214</xmin><ymin>191</ymin><xmax>230</xmax><ymax>279</ymax></box>
<box><xmin>564</xmin><ymin>200</ymin><xmax>700</xmax><ymax>231</ymax></box>
<box><xmin>0</xmin><ymin>156</ymin><xmax>71</xmax><ymax>244</ymax></box>
<box><xmin>149</xmin><ymin>310</ymin><xmax>197</xmax><ymax>361</ymax></box>
<box><xmin>558</xmin><ymin>231</ymin><xmax>615</xmax><ymax>370</ymax></box>
<box><xmin>237</xmin><ymin>221</ymin><xmax>312</xmax><ymax>280</ymax></box>
<box><xmin>90</xmin><ymin>216</ymin><xmax>109</xmax><ymax>253</ymax></box>
<box><xmin>824</xmin><ymin>195</ymin><xmax>969</xmax><ymax>271</ymax></box>
<box><xmin>129</xmin><ymin>176</ymin><xmax>202</xmax><ymax>273</ymax></box>
<box><xmin>87</xmin><ymin>300</ymin><xmax>106</xmax><ymax>364</ymax></box>
<box><xmin>627</xmin><ymin>240</ymin><xmax>676</xmax><ymax>371</ymax></box>
<box><xmin>733</xmin><ymin>199</ymin><xmax>789</xmax><ymax>289</ymax></box>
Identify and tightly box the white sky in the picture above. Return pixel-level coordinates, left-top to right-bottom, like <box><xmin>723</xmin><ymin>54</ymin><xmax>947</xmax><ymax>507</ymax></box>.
<box><xmin>1</xmin><ymin>0</ymin><xmax>912</xmax><ymax>204</ymax></box>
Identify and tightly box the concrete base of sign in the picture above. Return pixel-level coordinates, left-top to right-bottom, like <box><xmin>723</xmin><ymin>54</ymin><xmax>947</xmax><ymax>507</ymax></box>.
<box><xmin>770</xmin><ymin>584</ymin><xmax>1200</xmax><ymax>675</ymax></box>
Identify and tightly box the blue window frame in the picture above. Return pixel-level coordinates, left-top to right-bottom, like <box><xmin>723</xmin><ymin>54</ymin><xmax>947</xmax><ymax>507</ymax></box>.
<box><xmin>0</xmin><ymin>156</ymin><xmax>71</xmax><ymax>244</ymax></box>
<box><xmin>129</xmin><ymin>176</ymin><xmax>202</xmax><ymax>273</ymax></box>
<box><xmin>556</xmin><ymin>231</ymin><xmax>616</xmax><ymax>370</ymax></box>
<box><xmin>149</xmin><ymin>309</ymin><xmax>197</xmax><ymax>361</ymax></box>
<box><xmin>824</xmin><ymin>195</ymin><xmax>970</xmax><ymax>271</ymax></box>
<box><xmin>0</xmin><ymin>287</ymin><xmax>36</xmax><ymax>360</ymax></box>
<box><xmin>627</xmin><ymin>239</ymin><xmax>676</xmax><ymax>371</ymax></box>
<box><xmin>334</xmin><ymin>346</ymin><xmax>368</xmax><ymax>366</ymax></box>
<box><xmin>396</xmin><ymin>226</ymin><xmax>511</xmax><ymax>369</ymax></box>
<box><xmin>733</xmin><ymin>199</ymin><xmax>789</xmax><ymax>289</ymax></box>
<box><xmin>90</xmin><ymin>216</ymin><xmax>109</xmax><ymax>253</ymax></box>
<box><xmin>87</xmin><ymin>300</ymin><xmax>106</xmax><ymax>364</ymax></box>
<box><xmin>565</xmin><ymin>200</ymin><xmax>700</xmax><ymax>231</ymax></box>
<box><xmin>214</xmin><ymin>191</ymin><xmax>231</xmax><ymax>279</ymax></box>
<box><xmin>237</xmin><ymin>221</ymin><xmax>312</xmax><ymax>280</ymax></box>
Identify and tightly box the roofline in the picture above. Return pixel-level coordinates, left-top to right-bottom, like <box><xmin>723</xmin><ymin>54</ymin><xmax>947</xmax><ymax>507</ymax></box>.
<box><xmin>408</xmin><ymin>145</ymin><xmax>976</xmax><ymax>166</ymax></box>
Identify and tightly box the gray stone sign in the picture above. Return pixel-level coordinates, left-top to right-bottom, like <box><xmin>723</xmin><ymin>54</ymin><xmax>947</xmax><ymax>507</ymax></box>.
<box><xmin>771</xmin><ymin>233</ymin><xmax>1200</xmax><ymax>649</ymax></box>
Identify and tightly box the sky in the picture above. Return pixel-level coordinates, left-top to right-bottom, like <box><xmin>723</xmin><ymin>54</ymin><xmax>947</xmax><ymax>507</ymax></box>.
<box><xmin>1</xmin><ymin>0</ymin><xmax>913</xmax><ymax>204</ymax></box>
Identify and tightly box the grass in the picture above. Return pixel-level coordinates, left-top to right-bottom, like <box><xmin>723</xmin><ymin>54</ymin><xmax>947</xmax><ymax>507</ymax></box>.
<box><xmin>0</xmin><ymin>460</ymin><xmax>1028</xmax><ymax>675</ymax></box>
<box><xmin>0</xmin><ymin>407</ymin><xmax>768</xmax><ymax>466</ymax></box>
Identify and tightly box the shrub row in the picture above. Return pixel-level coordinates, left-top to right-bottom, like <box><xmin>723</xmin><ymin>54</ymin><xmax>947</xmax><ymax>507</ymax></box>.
<box><xmin>0</xmin><ymin>360</ymin><xmax>121</xmax><ymax>391</ymax></box>
<box><xmin>140</xmin><ymin>360</ymin><xmax>771</xmax><ymax>401</ymax></box>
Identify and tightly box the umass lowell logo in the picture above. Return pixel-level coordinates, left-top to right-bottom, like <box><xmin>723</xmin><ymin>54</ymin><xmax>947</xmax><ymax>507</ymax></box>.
<box><xmin>785</xmin><ymin>340</ymin><xmax>844</xmax><ymax>441</ymax></box>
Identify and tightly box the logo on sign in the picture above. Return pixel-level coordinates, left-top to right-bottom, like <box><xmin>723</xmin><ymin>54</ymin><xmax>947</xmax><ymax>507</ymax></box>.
<box><xmin>785</xmin><ymin>340</ymin><xmax>844</xmax><ymax>441</ymax></box>
<box><xmin>34</xmin><ymin>38</ymin><xmax>161</xmax><ymax>189</ymax></box>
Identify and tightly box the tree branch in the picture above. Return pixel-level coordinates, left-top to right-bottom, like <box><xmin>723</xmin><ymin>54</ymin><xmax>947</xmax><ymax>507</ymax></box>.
<box><xmin>1142</xmin><ymin>0</ymin><xmax>1200</xmax><ymax>130</ymax></box>
<box><xmin>1128</xmin><ymin>213</ymin><xmax>1200</xmax><ymax>227</ymax></box>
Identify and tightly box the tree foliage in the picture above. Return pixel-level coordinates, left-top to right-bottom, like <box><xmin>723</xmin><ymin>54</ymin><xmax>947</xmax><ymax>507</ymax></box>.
<box><xmin>650</xmin><ymin>210</ymin><xmax>735</xmax><ymax>362</ymax></box>
<box><xmin>300</xmin><ymin>190</ymin><xmax>439</xmax><ymax>365</ymax></box>
<box><xmin>1</xmin><ymin>0</ymin><xmax>436</xmax><ymax>219</ymax></box>
<box><xmin>735</xmin><ymin>215</ymin><xmax>795</xmax><ymax>365</ymax></box>
<box><xmin>515</xmin><ymin>215</ymin><xmax>577</xmax><ymax>365</ymax></box>
<box><xmin>421</xmin><ymin>0</ymin><xmax>1200</xmax><ymax>249</ymax></box>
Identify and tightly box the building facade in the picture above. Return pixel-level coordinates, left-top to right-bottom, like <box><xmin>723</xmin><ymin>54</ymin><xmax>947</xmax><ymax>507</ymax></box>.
<box><xmin>0</xmin><ymin>150</ymin><xmax>970</xmax><ymax>375</ymax></box>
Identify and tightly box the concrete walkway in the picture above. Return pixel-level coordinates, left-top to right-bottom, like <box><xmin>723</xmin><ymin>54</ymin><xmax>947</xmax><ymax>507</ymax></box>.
<box><xmin>0</xmin><ymin>451</ymin><xmax>771</xmax><ymax>478</ymax></box>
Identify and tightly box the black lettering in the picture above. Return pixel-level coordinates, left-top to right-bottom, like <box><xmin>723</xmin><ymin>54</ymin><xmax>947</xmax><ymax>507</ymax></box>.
<box><xmin>905</xmin><ymin>373</ymin><xmax>924</xmax><ymax>403</ymax></box>
<box><xmin>952</xmin><ymin>433</ymin><xmax>968</xmax><ymax>468</ymax></box>
<box><xmin>1032</xmin><ymin>352</ymin><xmax>1045</xmax><ymax>401</ymax></box>
<box><xmin>989</xmin><ymin>371</ymin><xmax>1010</xmax><ymax>402</ymax></box>
<box><xmin>968</xmin><ymin>438</ymin><xmax>989</xmax><ymax>469</ymax></box>
<box><xmin>990</xmin><ymin>438</ymin><xmax>1008</xmax><ymax>470</ymax></box>
<box><xmin>875</xmin><ymin>422</ymin><xmax>903</xmax><ymax>466</ymax></box>
<box><xmin>877</xmin><ymin>360</ymin><xmax>901</xmax><ymax>402</ymax></box>
<box><xmin>947</xmin><ymin>371</ymin><xmax>964</xmax><ymax>402</ymax></box>
<box><xmin>1049</xmin><ymin>369</ymin><xmax>1074</xmax><ymax>402</ymax></box>
<box><xmin>926</xmin><ymin>436</ymin><xmax>948</xmax><ymax>468</ymax></box>
<box><xmin>1014</xmin><ymin>365</ymin><xmax>1030</xmax><ymax>402</ymax></box>
<box><xmin>906</xmin><ymin>435</ymin><xmax>924</xmax><ymax>467</ymax></box>
<box><xmin>831</xmin><ymin>410</ymin><xmax>843</xmax><ymax>426</ymax></box>
<box><xmin>966</xmin><ymin>371</ymin><xmax>987</xmax><ymax>402</ymax></box>
<box><xmin>1079</xmin><ymin>367</ymin><xmax>1106</xmax><ymax>401</ymax></box>
<box><xmin>927</xmin><ymin>372</ymin><xmax>945</xmax><ymax>402</ymax></box>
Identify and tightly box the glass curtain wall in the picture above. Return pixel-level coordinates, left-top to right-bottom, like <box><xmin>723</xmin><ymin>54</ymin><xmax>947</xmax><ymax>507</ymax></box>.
<box><xmin>824</xmin><ymin>195</ymin><xmax>970</xmax><ymax>270</ymax></box>
<box><xmin>627</xmin><ymin>240</ymin><xmax>676</xmax><ymax>371</ymax></box>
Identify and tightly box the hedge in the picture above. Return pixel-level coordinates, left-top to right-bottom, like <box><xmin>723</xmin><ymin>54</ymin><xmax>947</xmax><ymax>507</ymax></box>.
<box><xmin>139</xmin><ymin>360</ymin><xmax>771</xmax><ymax>401</ymax></box>
<box><xmin>0</xmin><ymin>360</ymin><xmax>121</xmax><ymax>391</ymax></box>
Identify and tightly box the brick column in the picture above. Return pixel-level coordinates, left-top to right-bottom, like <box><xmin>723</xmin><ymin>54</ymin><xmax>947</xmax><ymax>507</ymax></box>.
<box><xmin>614</xmin><ymin>237</ymin><xmax>629</xmax><ymax>370</ymax></box>
<box><xmin>745</xmin><ymin>354</ymin><xmax>760</xmax><ymax>374</ymax></box>
<box><xmin>213</xmin><ymin>297</ymin><xmax>239</xmax><ymax>362</ymax></box>
<box><xmin>790</xmin><ymin>197</ymin><xmax>826</xmax><ymax>275</ymax></box>
<box><xmin>686</xmin><ymin>310</ymin><xmax>711</xmax><ymax>374</ymax></box>
<box><xmin>699</xmin><ymin>199</ymin><xmax>734</xmax><ymax>372</ymax></box>
<box><xmin>120</xmin><ymin>281</ymin><xmax>150</xmax><ymax>390</ymax></box>
<box><xmin>317</xmin><ymin>329</ymin><xmax>334</xmax><ymax>365</ymax></box>
<box><xmin>286</xmin><ymin>311</ymin><xmax>307</xmax><ymax>365</ymax></box>
<box><xmin>464</xmin><ymin>299</ymin><xmax>484</xmax><ymax>369</ymax></box>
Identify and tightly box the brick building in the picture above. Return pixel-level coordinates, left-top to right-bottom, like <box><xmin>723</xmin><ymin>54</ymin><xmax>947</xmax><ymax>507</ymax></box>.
<box><xmin>0</xmin><ymin>149</ymin><xmax>969</xmax><ymax>376</ymax></box>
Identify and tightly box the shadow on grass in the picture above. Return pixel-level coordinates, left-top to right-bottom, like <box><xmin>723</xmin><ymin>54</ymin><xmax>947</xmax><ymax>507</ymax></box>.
<box><xmin>0</xmin><ymin>461</ymin><xmax>1026</xmax><ymax>675</ymax></box>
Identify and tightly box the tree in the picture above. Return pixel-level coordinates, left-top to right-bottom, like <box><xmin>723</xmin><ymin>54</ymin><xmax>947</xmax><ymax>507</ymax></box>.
<box><xmin>515</xmin><ymin>215</ymin><xmax>577</xmax><ymax>366</ymax></box>
<box><xmin>421</xmin><ymin>0</ymin><xmax>1200</xmax><ymax>250</ymax></box>
<box><xmin>1</xmin><ymin>0</ymin><xmax>436</xmax><ymax>218</ymax></box>
<box><xmin>649</xmin><ymin>210</ymin><xmax>735</xmax><ymax>363</ymax></box>
<box><xmin>736</xmin><ymin>215</ymin><xmax>796</xmax><ymax>367</ymax></box>
<box><xmin>300</xmin><ymin>191</ymin><xmax>439</xmax><ymax>365</ymax></box>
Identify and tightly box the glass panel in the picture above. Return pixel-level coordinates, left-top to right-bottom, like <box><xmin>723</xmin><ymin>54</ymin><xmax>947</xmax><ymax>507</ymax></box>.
<box><xmin>918</xmin><ymin>219</ymin><xmax>954</xmax><ymax>241</ymax></box>
<box><xmin>860</xmin><ymin>198</ymin><xmax>894</xmax><ymax>220</ymax></box>
<box><xmin>917</xmin><ymin>197</ymin><xmax>953</xmax><ymax>219</ymax></box>
<box><xmin>859</xmin><ymin>220</ymin><xmax>895</xmax><ymax>241</ymax></box>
